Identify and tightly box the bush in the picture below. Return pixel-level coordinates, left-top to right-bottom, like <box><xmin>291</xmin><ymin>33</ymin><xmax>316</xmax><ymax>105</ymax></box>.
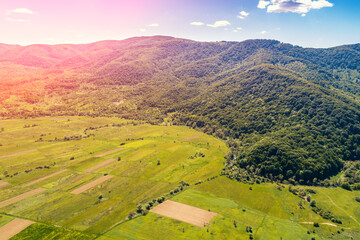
<box><xmin>314</xmin><ymin>222</ymin><xmax>320</xmax><ymax>227</ymax></box>
<box><xmin>341</xmin><ymin>182</ymin><xmax>352</xmax><ymax>191</ymax></box>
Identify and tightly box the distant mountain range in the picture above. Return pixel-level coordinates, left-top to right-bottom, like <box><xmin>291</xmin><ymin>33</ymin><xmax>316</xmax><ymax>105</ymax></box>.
<box><xmin>1</xmin><ymin>36</ymin><xmax>360</xmax><ymax>183</ymax></box>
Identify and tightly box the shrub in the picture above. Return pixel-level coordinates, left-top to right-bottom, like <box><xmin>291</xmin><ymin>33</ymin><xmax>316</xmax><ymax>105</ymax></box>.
<box><xmin>341</xmin><ymin>182</ymin><xmax>352</xmax><ymax>191</ymax></box>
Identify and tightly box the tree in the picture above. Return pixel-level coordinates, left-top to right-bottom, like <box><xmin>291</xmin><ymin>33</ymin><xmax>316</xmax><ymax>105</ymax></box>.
<box><xmin>310</xmin><ymin>200</ymin><xmax>317</xmax><ymax>207</ymax></box>
<box><xmin>306</xmin><ymin>194</ymin><xmax>311</xmax><ymax>202</ymax></box>
<box><xmin>341</xmin><ymin>182</ymin><xmax>351</xmax><ymax>191</ymax></box>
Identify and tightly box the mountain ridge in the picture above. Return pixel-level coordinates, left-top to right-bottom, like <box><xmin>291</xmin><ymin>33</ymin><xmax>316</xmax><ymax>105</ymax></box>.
<box><xmin>1</xmin><ymin>36</ymin><xmax>360</xmax><ymax>184</ymax></box>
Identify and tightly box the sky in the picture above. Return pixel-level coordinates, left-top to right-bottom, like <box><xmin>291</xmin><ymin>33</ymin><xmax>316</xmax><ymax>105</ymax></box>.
<box><xmin>0</xmin><ymin>0</ymin><xmax>359</xmax><ymax>48</ymax></box>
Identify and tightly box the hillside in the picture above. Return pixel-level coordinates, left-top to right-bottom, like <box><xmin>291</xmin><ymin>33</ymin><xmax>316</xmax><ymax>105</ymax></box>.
<box><xmin>1</xmin><ymin>36</ymin><xmax>360</xmax><ymax>184</ymax></box>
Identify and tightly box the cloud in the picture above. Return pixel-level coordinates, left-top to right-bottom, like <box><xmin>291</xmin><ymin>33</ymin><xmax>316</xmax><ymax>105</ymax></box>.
<box><xmin>139</xmin><ymin>28</ymin><xmax>146</xmax><ymax>32</ymax></box>
<box><xmin>190</xmin><ymin>21</ymin><xmax>204</xmax><ymax>26</ymax></box>
<box><xmin>207</xmin><ymin>20</ymin><xmax>231</xmax><ymax>28</ymax></box>
<box><xmin>237</xmin><ymin>10</ymin><xmax>250</xmax><ymax>19</ymax></box>
<box><xmin>232</xmin><ymin>27</ymin><xmax>243</xmax><ymax>33</ymax></box>
<box><xmin>260</xmin><ymin>30</ymin><xmax>268</xmax><ymax>34</ymax></box>
<box><xmin>258</xmin><ymin>0</ymin><xmax>270</xmax><ymax>9</ymax></box>
<box><xmin>6</xmin><ymin>8</ymin><xmax>35</xmax><ymax>15</ymax></box>
<box><xmin>5</xmin><ymin>17</ymin><xmax>28</xmax><ymax>22</ymax></box>
<box><xmin>148</xmin><ymin>23</ymin><xmax>159</xmax><ymax>27</ymax></box>
<box><xmin>257</xmin><ymin>0</ymin><xmax>333</xmax><ymax>15</ymax></box>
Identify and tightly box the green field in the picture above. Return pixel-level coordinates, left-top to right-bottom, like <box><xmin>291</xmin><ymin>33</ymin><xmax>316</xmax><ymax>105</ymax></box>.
<box><xmin>1</xmin><ymin>117</ymin><xmax>360</xmax><ymax>239</ymax></box>
<box><xmin>0</xmin><ymin>117</ymin><xmax>226</xmax><ymax>238</ymax></box>
<box><xmin>104</xmin><ymin>177</ymin><xmax>360</xmax><ymax>239</ymax></box>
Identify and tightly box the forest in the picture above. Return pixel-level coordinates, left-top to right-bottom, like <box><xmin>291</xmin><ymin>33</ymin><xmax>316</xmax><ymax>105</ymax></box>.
<box><xmin>1</xmin><ymin>36</ymin><xmax>360</xmax><ymax>185</ymax></box>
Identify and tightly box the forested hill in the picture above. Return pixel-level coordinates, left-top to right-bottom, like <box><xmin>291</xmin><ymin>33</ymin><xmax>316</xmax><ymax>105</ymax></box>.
<box><xmin>1</xmin><ymin>36</ymin><xmax>360</xmax><ymax>184</ymax></box>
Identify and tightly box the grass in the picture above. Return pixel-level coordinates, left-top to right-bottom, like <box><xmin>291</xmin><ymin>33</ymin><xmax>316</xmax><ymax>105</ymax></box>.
<box><xmin>103</xmin><ymin>177</ymin><xmax>360</xmax><ymax>239</ymax></box>
<box><xmin>0</xmin><ymin>116</ymin><xmax>227</xmax><ymax>237</ymax></box>
<box><xmin>1</xmin><ymin>116</ymin><xmax>360</xmax><ymax>239</ymax></box>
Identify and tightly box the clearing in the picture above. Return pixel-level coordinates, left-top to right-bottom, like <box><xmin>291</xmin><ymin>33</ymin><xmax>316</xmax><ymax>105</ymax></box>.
<box><xmin>150</xmin><ymin>200</ymin><xmax>217</xmax><ymax>227</ymax></box>
<box><xmin>70</xmin><ymin>175</ymin><xmax>114</xmax><ymax>194</ymax></box>
<box><xmin>94</xmin><ymin>148</ymin><xmax>124</xmax><ymax>157</ymax></box>
<box><xmin>0</xmin><ymin>149</ymin><xmax>37</xmax><ymax>159</ymax></box>
<box><xmin>0</xmin><ymin>218</ymin><xmax>34</xmax><ymax>240</ymax></box>
<box><xmin>84</xmin><ymin>159</ymin><xmax>116</xmax><ymax>172</ymax></box>
<box><xmin>25</xmin><ymin>169</ymin><xmax>68</xmax><ymax>186</ymax></box>
<box><xmin>0</xmin><ymin>188</ymin><xmax>46</xmax><ymax>208</ymax></box>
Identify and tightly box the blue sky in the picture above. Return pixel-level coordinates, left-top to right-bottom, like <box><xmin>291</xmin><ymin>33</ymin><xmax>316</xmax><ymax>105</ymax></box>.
<box><xmin>0</xmin><ymin>0</ymin><xmax>359</xmax><ymax>47</ymax></box>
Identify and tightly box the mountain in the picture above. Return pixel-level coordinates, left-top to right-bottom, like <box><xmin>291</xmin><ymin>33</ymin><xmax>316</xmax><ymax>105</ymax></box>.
<box><xmin>1</xmin><ymin>36</ymin><xmax>360</xmax><ymax>184</ymax></box>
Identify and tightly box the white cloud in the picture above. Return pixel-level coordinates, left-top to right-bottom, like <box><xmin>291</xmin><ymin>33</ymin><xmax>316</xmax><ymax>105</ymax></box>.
<box><xmin>139</xmin><ymin>28</ymin><xmax>146</xmax><ymax>32</ymax></box>
<box><xmin>232</xmin><ymin>27</ymin><xmax>243</xmax><ymax>32</ymax></box>
<box><xmin>258</xmin><ymin>0</ymin><xmax>270</xmax><ymax>9</ymax></box>
<box><xmin>207</xmin><ymin>20</ymin><xmax>231</xmax><ymax>28</ymax></box>
<box><xmin>6</xmin><ymin>8</ymin><xmax>35</xmax><ymax>15</ymax></box>
<box><xmin>148</xmin><ymin>23</ymin><xmax>159</xmax><ymax>27</ymax></box>
<box><xmin>190</xmin><ymin>21</ymin><xmax>204</xmax><ymax>26</ymax></box>
<box><xmin>258</xmin><ymin>0</ymin><xmax>333</xmax><ymax>15</ymax></box>
<box><xmin>5</xmin><ymin>17</ymin><xmax>28</xmax><ymax>22</ymax></box>
<box><xmin>237</xmin><ymin>10</ymin><xmax>250</xmax><ymax>19</ymax></box>
<box><xmin>260</xmin><ymin>30</ymin><xmax>268</xmax><ymax>34</ymax></box>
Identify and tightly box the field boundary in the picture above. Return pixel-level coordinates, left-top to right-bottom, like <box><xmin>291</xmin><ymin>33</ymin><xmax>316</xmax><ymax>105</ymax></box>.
<box><xmin>85</xmin><ymin>158</ymin><xmax>117</xmax><ymax>172</ymax></box>
<box><xmin>150</xmin><ymin>200</ymin><xmax>217</xmax><ymax>227</ymax></box>
<box><xmin>0</xmin><ymin>149</ymin><xmax>37</xmax><ymax>159</ymax></box>
<box><xmin>95</xmin><ymin>148</ymin><xmax>125</xmax><ymax>157</ymax></box>
<box><xmin>70</xmin><ymin>175</ymin><xmax>114</xmax><ymax>194</ymax></box>
<box><xmin>25</xmin><ymin>169</ymin><xmax>68</xmax><ymax>186</ymax></box>
<box><xmin>0</xmin><ymin>188</ymin><xmax>46</xmax><ymax>208</ymax></box>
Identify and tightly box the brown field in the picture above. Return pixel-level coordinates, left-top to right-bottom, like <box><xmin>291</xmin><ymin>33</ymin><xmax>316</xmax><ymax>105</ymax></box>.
<box><xmin>0</xmin><ymin>188</ymin><xmax>46</xmax><ymax>209</ymax></box>
<box><xmin>94</xmin><ymin>148</ymin><xmax>125</xmax><ymax>157</ymax></box>
<box><xmin>150</xmin><ymin>200</ymin><xmax>217</xmax><ymax>227</ymax></box>
<box><xmin>85</xmin><ymin>158</ymin><xmax>117</xmax><ymax>172</ymax></box>
<box><xmin>182</xmin><ymin>135</ymin><xmax>201</xmax><ymax>141</ymax></box>
<box><xmin>0</xmin><ymin>218</ymin><xmax>34</xmax><ymax>240</ymax></box>
<box><xmin>0</xmin><ymin>181</ymin><xmax>10</xmax><ymax>188</ymax></box>
<box><xmin>25</xmin><ymin>169</ymin><xmax>68</xmax><ymax>186</ymax></box>
<box><xmin>70</xmin><ymin>175</ymin><xmax>114</xmax><ymax>194</ymax></box>
<box><xmin>0</xmin><ymin>149</ymin><xmax>37</xmax><ymax>159</ymax></box>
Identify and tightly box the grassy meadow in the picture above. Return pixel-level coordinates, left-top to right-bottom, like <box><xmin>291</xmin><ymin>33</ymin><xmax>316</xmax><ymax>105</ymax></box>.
<box><xmin>104</xmin><ymin>177</ymin><xmax>360</xmax><ymax>239</ymax></box>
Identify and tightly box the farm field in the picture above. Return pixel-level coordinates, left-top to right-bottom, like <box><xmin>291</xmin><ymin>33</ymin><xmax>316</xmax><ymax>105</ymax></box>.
<box><xmin>1</xmin><ymin>117</ymin><xmax>360</xmax><ymax>239</ymax></box>
<box><xmin>103</xmin><ymin>177</ymin><xmax>360</xmax><ymax>240</ymax></box>
<box><xmin>0</xmin><ymin>117</ymin><xmax>227</xmax><ymax>239</ymax></box>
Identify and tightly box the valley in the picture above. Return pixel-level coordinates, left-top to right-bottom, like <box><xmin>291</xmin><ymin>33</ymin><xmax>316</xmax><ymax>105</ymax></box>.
<box><xmin>0</xmin><ymin>117</ymin><xmax>359</xmax><ymax>239</ymax></box>
<box><xmin>1</xmin><ymin>36</ymin><xmax>360</xmax><ymax>239</ymax></box>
